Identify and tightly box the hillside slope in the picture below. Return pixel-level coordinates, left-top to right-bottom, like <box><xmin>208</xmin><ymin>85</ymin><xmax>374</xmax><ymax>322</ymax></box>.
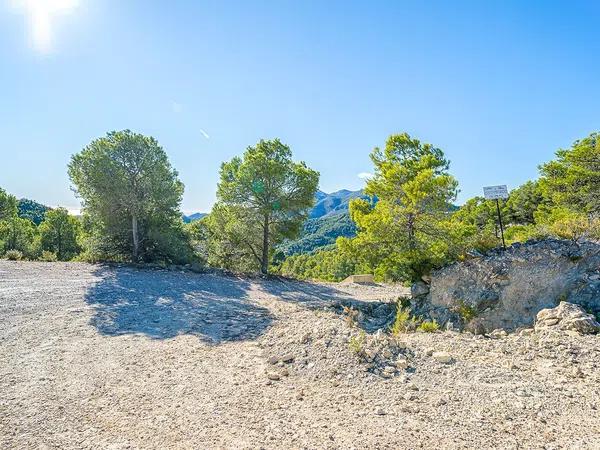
<box><xmin>309</xmin><ymin>189</ymin><xmax>366</xmax><ymax>218</ymax></box>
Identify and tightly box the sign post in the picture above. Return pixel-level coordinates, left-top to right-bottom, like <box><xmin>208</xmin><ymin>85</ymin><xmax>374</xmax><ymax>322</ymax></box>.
<box><xmin>483</xmin><ymin>185</ymin><xmax>509</xmax><ymax>250</ymax></box>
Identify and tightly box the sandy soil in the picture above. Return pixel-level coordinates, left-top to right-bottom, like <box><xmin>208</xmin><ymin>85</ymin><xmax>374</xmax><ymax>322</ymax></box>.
<box><xmin>1</xmin><ymin>261</ymin><xmax>599</xmax><ymax>449</ymax></box>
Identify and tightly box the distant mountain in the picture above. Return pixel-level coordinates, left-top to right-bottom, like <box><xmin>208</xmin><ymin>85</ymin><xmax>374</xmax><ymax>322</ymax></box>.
<box><xmin>183</xmin><ymin>212</ymin><xmax>207</xmax><ymax>223</ymax></box>
<box><xmin>279</xmin><ymin>189</ymin><xmax>375</xmax><ymax>256</ymax></box>
<box><xmin>18</xmin><ymin>198</ymin><xmax>50</xmax><ymax>225</ymax></box>
<box><xmin>279</xmin><ymin>212</ymin><xmax>357</xmax><ymax>256</ymax></box>
<box><xmin>309</xmin><ymin>189</ymin><xmax>368</xmax><ymax>219</ymax></box>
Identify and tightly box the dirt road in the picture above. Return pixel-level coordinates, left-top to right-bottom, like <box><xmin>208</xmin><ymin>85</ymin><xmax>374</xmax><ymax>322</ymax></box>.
<box><xmin>1</xmin><ymin>261</ymin><xmax>599</xmax><ymax>449</ymax></box>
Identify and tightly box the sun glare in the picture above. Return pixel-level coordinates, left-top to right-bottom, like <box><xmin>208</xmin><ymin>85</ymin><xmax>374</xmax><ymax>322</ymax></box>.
<box><xmin>12</xmin><ymin>0</ymin><xmax>79</xmax><ymax>54</ymax></box>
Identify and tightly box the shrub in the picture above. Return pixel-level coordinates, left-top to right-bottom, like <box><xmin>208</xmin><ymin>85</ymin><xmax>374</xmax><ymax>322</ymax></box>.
<box><xmin>5</xmin><ymin>249</ymin><xmax>22</xmax><ymax>261</ymax></box>
<box><xmin>349</xmin><ymin>331</ymin><xmax>366</xmax><ymax>354</ymax></box>
<box><xmin>39</xmin><ymin>251</ymin><xmax>58</xmax><ymax>262</ymax></box>
<box><xmin>391</xmin><ymin>306</ymin><xmax>419</xmax><ymax>334</ymax></box>
<box><xmin>456</xmin><ymin>301</ymin><xmax>477</xmax><ymax>322</ymax></box>
<box><xmin>417</xmin><ymin>320</ymin><xmax>440</xmax><ymax>333</ymax></box>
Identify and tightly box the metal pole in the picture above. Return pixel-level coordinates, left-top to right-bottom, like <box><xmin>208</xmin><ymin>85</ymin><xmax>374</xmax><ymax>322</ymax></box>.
<box><xmin>495</xmin><ymin>199</ymin><xmax>506</xmax><ymax>250</ymax></box>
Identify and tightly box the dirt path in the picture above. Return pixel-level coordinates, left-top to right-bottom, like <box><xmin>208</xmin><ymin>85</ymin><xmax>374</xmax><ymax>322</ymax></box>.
<box><xmin>1</xmin><ymin>261</ymin><xmax>599</xmax><ymax>449</ymax></box>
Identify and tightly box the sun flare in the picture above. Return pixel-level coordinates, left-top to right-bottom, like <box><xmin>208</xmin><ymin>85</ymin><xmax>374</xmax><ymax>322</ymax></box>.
<box><xmin>12</xmin><ymin>0</ymin><xmax>79</xmax><ymax>53</ymax></box>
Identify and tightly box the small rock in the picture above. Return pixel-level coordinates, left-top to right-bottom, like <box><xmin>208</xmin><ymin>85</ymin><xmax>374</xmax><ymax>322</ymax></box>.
<box><xmin>268</xmin><ymin>356</ymin><xmax>279</xmax><ymax>365</ymax></box>
<box><xmin>267</xmin><ymin>372</ymin><xmax>281</xmax><ymax>381</ymax></box>
<box><xmin>382</xmin><ymin>348</ymin><xmax>393</xmax><ymax>359</ymax></box>
<box><xmin>375</xmin><ymin>407</ymin><xmax>386</xmax><ymax>416</ymax></box>
<box><xmin>432</xmin><ymin>352</ymin><xmax>454</xmax><ymax>364</ymax></box>
<box><xmin>281</xmin><ymin>354</ymin><xmax>294</xmax><ymax>363</ymax></box>
<box><xmin>403</xmin><ymin>392</ymin><xmax>417</xmax><ymax>401</ymax></box>
<box><xmin>395</xmin><ymin>358</ymin><xmax>409</xmax><ymax>369</ymax></box>
<box><xmin>572</xmin><ymin>366</ymin><xmax>585</xmax><ymax>378</ymax></box>
<box><xmin>411</xmin><ymin>281</ymin><xmax>430</xmax><ymax>298</ymax></box>
<box><xmin>535</xmin><ymin>302</ymin><xmax>600</xmax><ymax>334</ymax></box>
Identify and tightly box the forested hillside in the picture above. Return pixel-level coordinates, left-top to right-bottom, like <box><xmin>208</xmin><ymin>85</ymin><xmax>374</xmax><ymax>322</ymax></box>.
<box><xmin>278</xmin><ymin>212</ymin><xmax>356</xmax><ymax>256</ymax></box>
<box><xmin>2</xmin><ymin>130</ymin><xmax>599</xmax><ymax>283</ymax></box>
<box><xmin>18</xmin><ymin>199</ymin><xmax>50</xmax><ymax>225</ymax></box>
<box><xmin>309</xmin><ymin>189</ymin><xmax>366</xmax><ymax>218</ymax></box>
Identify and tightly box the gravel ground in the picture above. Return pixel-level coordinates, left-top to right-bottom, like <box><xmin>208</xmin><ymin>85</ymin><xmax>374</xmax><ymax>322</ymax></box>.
<box><xmin>1</xmin><ymin>261</ymin><xmax>599</xmax><ymax>449</ymax></box>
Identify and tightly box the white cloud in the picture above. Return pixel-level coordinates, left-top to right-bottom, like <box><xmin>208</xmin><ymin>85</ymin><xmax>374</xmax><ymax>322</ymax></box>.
<box><xmin>171</xmin><ymin>101</ymin><xmax>183</xmax><ymax>113</ymax></box>
<box><xmin>11</xmin><ymin>0</ymin><xmax>79</xmax><ymax>54</ymax></box>
<box><xmin>200</xmin><ymin>129</ymin><xmax>210</xmax><ymax>140</ymax></box>
<box><xmin>358</xmin><ymin>172</ymin><xmax>373</xmax><ymax>180</ymax></box>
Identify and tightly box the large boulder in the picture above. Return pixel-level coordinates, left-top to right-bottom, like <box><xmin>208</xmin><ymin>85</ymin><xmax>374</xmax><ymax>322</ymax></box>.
<box><xmin>419</xmin><ymin>239</ymin><xmax>600</xmax><ymax>332</ymax></box>
<box><xmin>535</xmin><ymin>302</ymin><xmax>600</xmax><ymax>334</ymax></box>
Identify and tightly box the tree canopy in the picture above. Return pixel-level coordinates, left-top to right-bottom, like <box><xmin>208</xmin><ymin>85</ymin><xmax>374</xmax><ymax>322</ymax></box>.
<box><xmin>68</xmin><ymin>130</ymin><xmax>190</xmax><ymax>263</ymax></box>
<box><xmin>341</xmin><ymin>133</ymin><xmax>459</xmax><ymax>281</ymax></box>
<box><xmin>39</xmin><ymin>208</ymin><xmax>81</xmax><ymax>261</ymax></box>
<box><xmin>211</xmin><ymin>139</ymin><xmax>319</xmax><ymax>273</ymax></box>
<box><xmin>539</xmin><ymin>133</ymin><xmax>600</xmax><ymax>218</ymax></box>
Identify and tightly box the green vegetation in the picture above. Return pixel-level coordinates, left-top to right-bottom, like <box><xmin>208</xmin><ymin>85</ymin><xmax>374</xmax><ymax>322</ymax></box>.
<box><xmin>417</xmin><ymin>320</ymin><xmax>440</xmax><ymax>333</ymax></box>
<box><xmin>349</xmin><ymin>331</ymin><xmax>366</xmax><ymax>354</ymax></box>
<box><xmin>39</xmin><ymin>251</ymin><xmax>58</xmax><ymax>262</ymax></box>
<box><xmin>278</xmin><ymin>212</ymin><xmax>357</xmax><ymax>256</ymax></box>
<box><xmin>5</xmin><ymin>249</ymin><xmax>23</xmax><ymax>261</ymax></box>
<box><xmin>39</xmin><ymin>208</ymin><xmax>81</xmax><ymax>261</ymax></box>
<box><xmin>455</xmin><ymin>301</ymin><xmax>478</xmax><ymax>322</ymax></box>
<box><xmin>279</xmin><ymin>247</ymin><xmax>359</xmax><ymax>281</ymax></box>
<box><xmin>208</xmin><ymin>139</ymin><xmax>319</xmax><ymax>274</ymax></box>
<box><xmin>390</xmin><ymin>306</ymin><xmax>419</xmax><ymax>334</ymax></box>
<box><xmin>279</xmin><ymin>131</ymin><xmax>600</xmax><ymax>282</ymax></box>
<box><xmin>2</xmin><ymin>129</ymin><xmax>600</xmax><ymax>279</ymax></box>
<box><xmin>17</xmin><ymin>199</ymin><xmax>50</xmax><ymax>225</ymax></box>
<box><xmin>68</xmin><ymin>130</ymin><xmax>191</xmax><ymax>264</ymax></box>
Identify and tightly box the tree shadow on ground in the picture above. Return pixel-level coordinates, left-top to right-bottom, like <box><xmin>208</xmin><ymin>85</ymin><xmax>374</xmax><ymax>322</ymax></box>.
<box><xmin>255</xmin><ymin>278</ymin><xmax>400</xmax><ymax>332</ymax></box>
<box><xmin>255</xmin><ymin>277</ymin><xmax>358</xmax><ymax>308</ymax></box>
<box><xmin>84</xmin><ymin>266</ymin><xmax>273</xmax><ymax>344</ymax></box>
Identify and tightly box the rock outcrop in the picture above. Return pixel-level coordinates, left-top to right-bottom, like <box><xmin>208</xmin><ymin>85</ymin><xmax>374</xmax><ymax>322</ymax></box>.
<box><xmin>535</xmin><ymin>302</ymin><xmax>600</xmax><ymax>334</ymax></box>
<box><xmin>413</xmin><ymin>239</ymin><xmax>600</xmax><ymax>332</ymax></box>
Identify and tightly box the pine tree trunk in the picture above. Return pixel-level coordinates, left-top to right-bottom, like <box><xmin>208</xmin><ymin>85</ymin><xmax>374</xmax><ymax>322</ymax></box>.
<box><xmin>132</xmin><ymin>215</ymin><xmax>139</xmax><ymax>262</ymax></box>
<box><xmin>261</xmin><ymin>214</ymin><xmax>269</xmax><ymax>274</ymax></box>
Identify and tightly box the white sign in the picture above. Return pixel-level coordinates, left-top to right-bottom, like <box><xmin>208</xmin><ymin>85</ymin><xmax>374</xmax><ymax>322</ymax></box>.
<box><xmin>483</xmin><ymin>185</ymin><xmax>508</xmax><ymax>200</ymax></box>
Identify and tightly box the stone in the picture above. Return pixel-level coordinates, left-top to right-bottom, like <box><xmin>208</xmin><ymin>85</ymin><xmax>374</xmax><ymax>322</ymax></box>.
<box><xmin>411</xmin><ymin>281</ymin><xmax>430</xmax><ymax>298</ymax></box>
<box><xmin>432</xmin><ymin>352</ymin><xmax>454</xmax><ymax>364</ymax></box>
<box><xmin>281</xmin><ymin>354</ymin><xmax>294</xmax><ymax>363</ymax></box>
<box><xmin>395</xmin><ymin>358</ymin><xmax>409</xmax><ymax>369</ymax></box>
<box><xmin>403</xmin><ymin>392</ymin><xmax>417</xmax><ymax>401</ymax></box>
<box><xmin>489</xmin><ymin>329</ymin><xmax>508</xmax><ymax>339</ymax></box>
<box><xmin>572</xmin><ymin>367</ymin><xmax>585</xmax><ymax>378</ymax></box>
<box><xmin>268</xmin><ymin>356</ymin><xmax>279</xmax><ymax>365</ymax></box>
<box><xmin>424</xmin><ymin>239</ymin><xmax>600</xmax><ymax>332</ymax></box>
<box><xmin>267</xmin><ymin>372</ymin><xmax>281</xmax><ymax>381</ymax></box>
<box><xmin>535</xmin><ymin>302</ymin><xmax>600</xmax><ymax>334</ymax></box>
<box><xmin>375</xmin><ymin>407</ymin><xmax>386</xmax><ymax>415</ymax></box>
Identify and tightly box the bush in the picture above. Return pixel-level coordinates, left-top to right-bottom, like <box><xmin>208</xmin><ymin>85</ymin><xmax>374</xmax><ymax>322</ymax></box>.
<box><xmin>349</xmin><ymin>331</ymin><xmax>366</xmax><ymax>354</ymax></box>
<box><xmin>417</xmin><ymin>320</ymin><xmax>440</xmax><ymax>333</ymax></box>
<box><xmin>390</xmin><ymin>306</ymin><xmax>419</xmax><ymax>334</ymax></box>
<box><xmin>455</xmin><ymin>301</ymin><xmax>478</xmax><ymax>322</ymax></box>
<box><xmin>39</xmin><ymin>251</ymin><xmax>58</xmax><ymax>262</ymax></box>
<box><xmin>5</xmin><ymin>249</ymin><xmax>23</xmax><ymax>261</ymax></box>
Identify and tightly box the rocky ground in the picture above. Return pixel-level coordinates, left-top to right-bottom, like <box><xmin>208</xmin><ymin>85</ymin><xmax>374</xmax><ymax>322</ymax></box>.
<box><xmin>1</xmin><ymin>261</ymin><xmax>599</xmax><ymax>449</ymax></box>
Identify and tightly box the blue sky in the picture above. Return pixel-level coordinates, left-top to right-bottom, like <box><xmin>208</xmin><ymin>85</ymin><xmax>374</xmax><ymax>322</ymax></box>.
<box><xmin>1</xmin><ymin>1</ymin><xmax>599</xmax><ymax>213</ymax></box>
